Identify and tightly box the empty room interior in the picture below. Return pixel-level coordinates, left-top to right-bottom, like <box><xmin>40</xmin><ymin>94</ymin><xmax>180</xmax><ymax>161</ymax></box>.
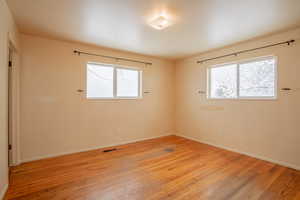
<box><xmin>1</xmin><ymin>0</ymin><xmax>300</xmax><ymax>199</ymax></box>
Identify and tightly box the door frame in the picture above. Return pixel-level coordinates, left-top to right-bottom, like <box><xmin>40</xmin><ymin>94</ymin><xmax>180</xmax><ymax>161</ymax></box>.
<box><xmin>7</xmin><ymin>37</ymin><xmax>20</xmax><ymax>166</ymax></box>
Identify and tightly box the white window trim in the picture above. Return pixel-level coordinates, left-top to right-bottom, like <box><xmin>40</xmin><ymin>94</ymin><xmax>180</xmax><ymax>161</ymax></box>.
<box><xmin>86</xmin><ymin>62</ymin><xmax>143</xmax><ymax>100</ymax></box>
<box><xmin>207</xmin><ymin>56</ymin><xmax>278</xmax><ymax>100</ymax></box>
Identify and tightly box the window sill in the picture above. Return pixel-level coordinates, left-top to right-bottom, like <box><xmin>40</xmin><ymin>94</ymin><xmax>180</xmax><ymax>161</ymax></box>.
<box><xmin>86</xmin><ymin>97</ymin><xmax>143</xmax><ymax>100</ymax></box>
<box><xmin>207</xmin><ymin>97</ymin><xmax>278</xmax><ymax>101</ymax></box>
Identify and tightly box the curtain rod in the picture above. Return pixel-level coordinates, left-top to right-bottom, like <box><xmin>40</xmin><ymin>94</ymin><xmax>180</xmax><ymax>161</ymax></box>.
<box><xmin>73</xmin><ymin>50</ymin><xmax>152</xmax><ymax>65</ymax></box>
<box><xmin>197</xmin><ymin>39</ymin><xmax>295</xmax><ymax>64</ymax></box>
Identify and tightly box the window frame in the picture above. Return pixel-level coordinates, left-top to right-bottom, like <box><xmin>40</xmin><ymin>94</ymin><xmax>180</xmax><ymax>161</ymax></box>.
<box><xmin>86</xmin><ymin>62</ymin><xmax>142</xmax><ymax>100</ymax></box>
<box><xmin>207</xmin><ymin>56</ymin><xmax>278</xmax><ymax>100</ymax></box>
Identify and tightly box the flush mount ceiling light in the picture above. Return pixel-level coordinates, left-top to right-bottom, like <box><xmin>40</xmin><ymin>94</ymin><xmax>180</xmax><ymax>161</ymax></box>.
<box><xmin>149</xmin><ymin>15</ymin><xmax>171</xmax><ymax>30</ymax></box>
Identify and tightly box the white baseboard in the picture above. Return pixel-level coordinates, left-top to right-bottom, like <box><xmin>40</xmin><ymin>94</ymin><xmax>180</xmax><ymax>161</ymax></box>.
<box><xmin>176</xmin><ymin>134</ymin><xmax>300</xmax><ymax>171</ymax></box>
<box><xmin>20</xmin><ymin>134</ymin><xmax>173</xmax><ymax>164</ymax></box>
<box><xmin>0</xmin><ymin>184</ymin><xmax>8</xmax><ymax>200</ymax></box>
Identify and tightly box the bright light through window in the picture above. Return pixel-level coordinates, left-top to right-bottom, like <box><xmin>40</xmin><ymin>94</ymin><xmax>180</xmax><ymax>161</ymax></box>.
<box><xmin>87</xmin><ymin>64</ymin><xmax>114</xmax><ymax>98</ymax></box>
<box><xmin>210</xmin><ymin>64</ymin><xmax>237</xmax><ymax>99</ymax></box>
<box><xmin>239</xmin><ymin>58</ymin><xmax>276</xmax><ymax>97</ymax></box>
<box><xmin>117</xmin><ymin>68</ymin><xmax>139</xmax><ymax>97</ymax></box>
<box><xmin>208</xmin><ymin>57</ymin><xmax>276</xmax><ymax>99</ymax></box>
<box><xmin>87</xmin><ymin>63</ymin><xmax>141</xmax><ymax>99</ymax></box>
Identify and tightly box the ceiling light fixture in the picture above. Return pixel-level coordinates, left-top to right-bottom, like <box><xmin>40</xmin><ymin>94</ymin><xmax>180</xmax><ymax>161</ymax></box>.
<box><xmin>149</xmin><ymin>15</ymin><xmax>171</xmax><ymax>30</ymax></box>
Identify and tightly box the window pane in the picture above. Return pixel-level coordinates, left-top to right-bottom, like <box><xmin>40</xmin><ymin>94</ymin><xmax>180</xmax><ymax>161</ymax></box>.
<box><xmin>87</xmin><ymin>63</ymin><xmax>113</xmax><ymax>98</ymax></box>
<box><xmin>239</xmin><ymin>58</ymin><xmax>276</xmax><ymax>97</ymax></box>
<box><xmin>210</xmin><ymin>64</ymin><xmax>237</xmax><ymax>98</ymax></box>
<box><xmin>117</xmin><ymin>68</ymin><xmax>139</xmax><ymax>97</ymax></box>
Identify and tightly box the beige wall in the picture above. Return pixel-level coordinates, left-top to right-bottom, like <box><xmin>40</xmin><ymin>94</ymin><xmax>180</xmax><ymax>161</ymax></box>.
<box><xmin>175</xmin><ymin>28</ymin><xmax>300</xmax><ymax>169</ymax></box>
<box><xmin>20</xmin><ymin>34</ymin><xmax>175</xmax><ymax>162</ymax></box>
<box><xmin>14</xmin><ymin>13</ymin><xmax>300</xmax><ymax>174</ymax></box>
<box><xmin>0</xmin><ymin>0</ymin><xmax>19</xmax><ymax>197</ymax></box>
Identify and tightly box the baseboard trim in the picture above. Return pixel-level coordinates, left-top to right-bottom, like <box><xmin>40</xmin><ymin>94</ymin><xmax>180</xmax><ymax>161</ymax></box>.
<box><xmin>177</xmin><ymin>134</ymin><xmax>300</xmax><ymax>171</ymax></box>
<box><xmin>0</xmin><ymin>184</ymin><xmax>8</xmax><ymax>200</ymax></box>
<box><xmin>20</xmin><ymin>134</ymin><xmax>173</xmax><ymax>164</ymax></box>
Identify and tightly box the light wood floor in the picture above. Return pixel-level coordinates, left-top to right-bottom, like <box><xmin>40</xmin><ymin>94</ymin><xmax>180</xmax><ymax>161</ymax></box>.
<box><xmin>5</xmin><ymin>136</ymin><xmax>300</xmax><ymax>200</ymax></box>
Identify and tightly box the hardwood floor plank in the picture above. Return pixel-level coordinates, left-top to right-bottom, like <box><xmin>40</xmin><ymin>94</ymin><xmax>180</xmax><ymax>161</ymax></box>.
<box><xmin>4</xmin><ymin>136</ymin><xmax>300</xmax><ymax>200</ymax></box>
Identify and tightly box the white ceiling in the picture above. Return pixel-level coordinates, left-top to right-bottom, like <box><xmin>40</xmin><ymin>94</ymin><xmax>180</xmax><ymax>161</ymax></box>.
<box><xmin>7</xmin><ymin>0</ymin><xmax>300</xmax><ymax>59</ymax></box>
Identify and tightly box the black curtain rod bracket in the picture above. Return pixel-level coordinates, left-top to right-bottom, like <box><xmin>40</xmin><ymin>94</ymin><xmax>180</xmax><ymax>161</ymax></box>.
<box><xmin>197</xmin><ymin>39</ymin><xmax>295</xmax><ymax>64</ymax></box>
<box><xmin>73</xmin><ymin>50</ymin><xmax>152</xmax><ymax>66</ymax></box>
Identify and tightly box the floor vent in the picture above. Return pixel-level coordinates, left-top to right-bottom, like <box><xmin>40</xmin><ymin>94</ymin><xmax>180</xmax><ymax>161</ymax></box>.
<box><xmin>164</xmin><ymin>148</ymin><xmax>174</xmax><ymax>152</ymax></box>
<box><xmin>103</xmin><ymin>148</ymin><xmax>117</xmax><ymax>153</ymax></box>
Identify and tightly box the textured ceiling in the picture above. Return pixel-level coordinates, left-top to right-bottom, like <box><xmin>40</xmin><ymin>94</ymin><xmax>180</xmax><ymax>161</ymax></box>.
<box><xmin>7</xmin><ymin>0</ymin><xmax>300</xmax><ymax>59</ymax></box>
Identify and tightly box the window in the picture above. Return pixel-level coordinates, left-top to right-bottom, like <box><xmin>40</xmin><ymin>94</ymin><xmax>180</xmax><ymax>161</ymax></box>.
<box><xmin>87</xmin><ymin>63</ymin><xmax>141</xmax><ymax>99</ymax></box>
<box><xmin>116</xmin><ymin>68</ymin><xmax>140</xmax><ymax>97</ymax></box>
<box><xmin>208</xmin><ymin>56</ymin><xmax>277</xmax><ymax>99</ymax></box>
<box><xmin>210</xmin><ymin>64</ymin><xmax>238</xmax><ymax>98</ymax></box>
<box><xmin>87</xmin><ymin>64</ymin><xmax>114</xmax><ymax>98</ymax></box>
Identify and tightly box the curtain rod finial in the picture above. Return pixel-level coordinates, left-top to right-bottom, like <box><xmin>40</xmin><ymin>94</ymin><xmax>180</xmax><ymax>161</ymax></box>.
<box><xmin>74</xmin><ymin>50</ymin><xmax>81</xmax><ymax>56</ymax></box>
<box><xmin>288</xmin><ymin>39</ymin><xmax>295</xmax><ymax>45</ymax></box>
